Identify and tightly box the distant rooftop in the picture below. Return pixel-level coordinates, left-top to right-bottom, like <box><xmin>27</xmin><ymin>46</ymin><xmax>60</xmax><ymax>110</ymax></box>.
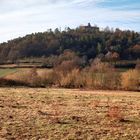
<box><xmin>80</xmin><ymin>23</ymin><xmax>99</xmax><ymax>30</ymax></box>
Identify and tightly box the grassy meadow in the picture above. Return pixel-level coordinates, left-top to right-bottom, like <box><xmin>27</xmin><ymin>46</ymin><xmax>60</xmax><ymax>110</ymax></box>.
<box><xmin>0</xmin><ymin>88</ymin><xmax>139</xmax><ymax>140</ymax></box>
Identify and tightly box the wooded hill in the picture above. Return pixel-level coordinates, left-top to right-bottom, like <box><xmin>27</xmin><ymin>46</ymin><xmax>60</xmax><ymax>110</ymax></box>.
<box><xmin>0</xmin><ymin>23</ymin><xmax>140</xmax><ymax>66</ymax></box>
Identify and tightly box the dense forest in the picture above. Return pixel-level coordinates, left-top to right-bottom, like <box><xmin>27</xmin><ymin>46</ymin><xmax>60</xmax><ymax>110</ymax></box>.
<box><xmin>0</xmin><ymin>23</ymin><xmax>140</xmax><ymax>65</ymax></box>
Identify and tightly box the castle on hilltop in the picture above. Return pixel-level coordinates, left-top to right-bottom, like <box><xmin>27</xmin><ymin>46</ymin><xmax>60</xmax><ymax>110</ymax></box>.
<box><xmin>80</xmin><ymin>23</ymin><xmax>99</xmax><ymax>31</ymax></box>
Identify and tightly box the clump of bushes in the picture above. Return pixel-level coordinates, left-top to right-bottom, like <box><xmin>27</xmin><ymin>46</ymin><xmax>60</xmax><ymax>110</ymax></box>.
<box><xmin>39</xmin><ymin>70</ymin><xmax>61</xmax><ymax>87</ymax></box>
<box><xmin>84</xmin><ymin>60</ymin><xmax>120</xmax><ymax>90</ymax></box>
<box><xmin>121</xmin><ymin>69</ymin><xmax>140</xmax><ymax>91</ymax></box>
<box><xmin>1</xmin><ymin>61</ymin><xmax>140</xmax><ymax>91</ymax></box>
<box><xmin>59</xmin><ymin>69</ymin><xmax>86</xmax><ymax>88</ymax></box>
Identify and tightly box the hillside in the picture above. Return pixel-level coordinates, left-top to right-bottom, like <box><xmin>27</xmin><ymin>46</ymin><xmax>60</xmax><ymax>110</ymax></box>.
<box><xmin>0</xmin><ymin>23</ymin><xmax>140</xmax><ymax>66</ymax></box>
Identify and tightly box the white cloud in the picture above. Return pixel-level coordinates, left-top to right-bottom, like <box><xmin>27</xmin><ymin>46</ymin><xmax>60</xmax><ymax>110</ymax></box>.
<box><xmin>0</xmin><ymin>0</ymin><xmax>140</xmax><ymax>43</ymax></box>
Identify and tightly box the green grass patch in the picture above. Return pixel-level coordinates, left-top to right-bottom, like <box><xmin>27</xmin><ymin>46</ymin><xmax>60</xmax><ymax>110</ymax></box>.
<box><xmin>0</xmin><ymin>68</ymin><xmax>18</xmax><ymax>78</ymax></box>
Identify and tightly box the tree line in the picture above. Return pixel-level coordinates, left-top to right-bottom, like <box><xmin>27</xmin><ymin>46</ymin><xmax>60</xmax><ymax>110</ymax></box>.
<box><xmin>0</xmin><ymin>23</ymin><xmax>140</xmax><ymax>65</ymax></box>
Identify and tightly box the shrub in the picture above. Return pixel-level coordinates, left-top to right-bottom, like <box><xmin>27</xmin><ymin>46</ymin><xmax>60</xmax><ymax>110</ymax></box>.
<box><xmin>100</xmin><ymin>71</ymin><xmax>121</xmax><ymax>90</ymax></box>
<box><xmin>121</xmin><ymin>69</ymin><xmax>140</xmax><ymax>90</ymax></box>
<box><xmin>85</xmin><ymin>70</ymin><xmax>121</xmax><ymax>90</ymax></box>
<box><xmin>60</xmin><ymin>69</ymin><xmax>81</xmax><ymax>88</ymax></box>
<box><xmin>40</xmin><ymin>70</ymin><xmax>61</xmax><ymax>87</ymax></box>
<box><xmin>90</xmin><ymin>60</ymin><xmax>114</xmax><ymax>73</ymax></box>
<box><xmin>54</xmin><ymin>60</ymin><xmax>78</xmax><ymax>76</ymax></box>
<box><xmin>85</xmin><ymin>72</ymin><xmax>95</xmax><ymax>88</ymax></box>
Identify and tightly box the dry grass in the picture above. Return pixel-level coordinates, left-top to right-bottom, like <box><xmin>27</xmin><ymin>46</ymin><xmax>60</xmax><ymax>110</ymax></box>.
<box><xmin>0</xmin><ymin>88</ymin><xmax>140</xmax><ymax>140</ymax></box>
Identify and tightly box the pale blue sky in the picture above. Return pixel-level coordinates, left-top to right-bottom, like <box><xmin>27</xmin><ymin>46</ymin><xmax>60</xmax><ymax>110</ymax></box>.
<box><xmin>0</xmin><ymin>0</ymin><xmax>140</xmax><ymax>43</ymax></box>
